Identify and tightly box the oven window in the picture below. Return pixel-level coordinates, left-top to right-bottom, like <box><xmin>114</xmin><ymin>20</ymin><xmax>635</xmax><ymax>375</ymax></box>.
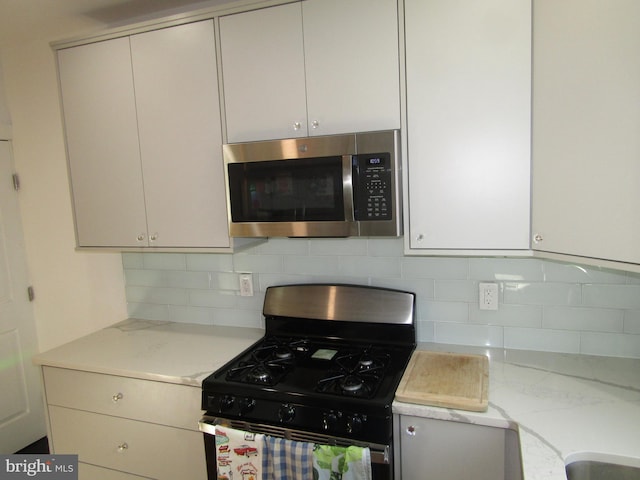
<box><xmin>228</xmin><ymin>156</ymin><xmax>344</xmax><ymax>222</ymax></box>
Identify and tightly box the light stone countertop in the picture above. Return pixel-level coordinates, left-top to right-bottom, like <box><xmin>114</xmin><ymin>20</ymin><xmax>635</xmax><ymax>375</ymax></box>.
<box><xmin>393</xmin><ymin>342</ymin><xmax>640</xmax><ymax>480</ymax></box>
<box><xmin>33</xmin><ymin>320</ymin><xmax>640</xmax><ymax>479</ymax></box>
<box><xmin>32</xmin><ymin>319</ymin><xmax>264</xmax><ymax>387</ymax></box>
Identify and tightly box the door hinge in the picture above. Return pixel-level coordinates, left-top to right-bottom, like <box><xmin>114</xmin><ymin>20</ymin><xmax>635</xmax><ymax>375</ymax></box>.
<box><xmin>27</xmin><ymin>286</ymin><xmax>35</xmax><ymax>302</ymax></box>
<box><xmin>12</xmin><ymin>173</ymin><xmax>20</xmax><ymax>191</ymax></box>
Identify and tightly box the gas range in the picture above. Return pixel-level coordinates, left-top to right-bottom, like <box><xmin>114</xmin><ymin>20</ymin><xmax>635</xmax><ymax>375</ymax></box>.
<box><xmin>201</xmin><ymin>284</ymin><xmax>415</xmax><ymax>446</ymax></box>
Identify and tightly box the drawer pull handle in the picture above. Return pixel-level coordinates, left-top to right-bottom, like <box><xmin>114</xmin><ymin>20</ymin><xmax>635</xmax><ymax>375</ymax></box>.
<box><xmin>112</xmin><ymin>393</ymin><xmax>124</xmax><ymax>402</ymax></box>
<box><xmin>117</xmin><ymin>443</ymin><xmax>129</xmax><ymax>452</ymax></box>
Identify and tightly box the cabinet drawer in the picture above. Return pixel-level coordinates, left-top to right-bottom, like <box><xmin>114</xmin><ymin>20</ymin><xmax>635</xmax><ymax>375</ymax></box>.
<box><xmin>79</xmin><ymin>462</ymin><xmax>151</xmax><ymax>479</ymax></box>
<box><xmin>49</xmin><ymin>406</ymin><xmax>206</xmax><ymax>480</ymax></box>
<box><xmin>43</xmin><ymin>367</ymin><xmax>202</xmax><ymax>430</ymax></box>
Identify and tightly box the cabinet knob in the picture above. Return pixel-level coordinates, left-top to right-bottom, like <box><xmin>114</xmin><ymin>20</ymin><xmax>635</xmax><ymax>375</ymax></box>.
<box><xmin>137</xmin><ymin>233</ymin><xmax>145</xmax><ymax>242</ymax></box>
<box><xmin>311</xmin><ymin>120</ymin><xmax>319</xmax><ymax>129</ymax></box>
<box><xmin>293</xmin><ymin>122</ymin><xmax>302</xmax><ymax>131</ymax></box>
<box><xmin>416</xmin><ymin>234</ymin><xmax>424</xmax><ymax>242</ymax></box>
<box><xmin>149</xmin><ymin>233</ymin><xmax>158</xmax><ymax>242</ymax></box>
<box><xmin>112</xmin><ymin>392</ymin><xmax>124</xmax><ymax>402</ymax></box>
<box><xmin>406</xmin><ymin>425</ymin><xmax>416</xmax><ymax>436</ymax></box>
<box><xmin>117</xmin><ymin>442</ymin><xmax>129</xmax><ymax>452</ymax></box>
<box><xmin>533</xmin><ymin>234</ymin><xmax>543</xmax><ymax>244</ymax></box>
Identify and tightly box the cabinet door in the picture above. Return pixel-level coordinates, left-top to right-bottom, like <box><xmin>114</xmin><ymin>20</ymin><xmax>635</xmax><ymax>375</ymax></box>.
<box><xmin>303</xmin><ymin>0</ymin><xmax>401</xmax><ymax>136</ymax></box>
<box><xmin>131</xmin><ymin>20</ymin><xmax>230</xmax><ymax>248</ymax></box>
<box><xmin>220</xmin><ymin>3</ymin><xmax>307</xmax><ymax>142</ymax></box>
<box><xmin>59</xmin><ymin>38</ymin><xmax>147</xmax><ymax>247</ymax></box>
<box><xmin>49</xmin><ymin>406</ymin><xmax>206</xmax><ymax>480</ymax></box>
<box><xmin>399</xmin><ymin>416</ymin><xmax>513</xmax><ymax>480</ymax></box>
<box><xmin>532</xmin><ymin>0</ymin><xmax>640</xmax><ymax>265</ymax></box>
<box><xmin>405</xmin><ymin>0</ymin><xmax>531</xmax><ymax>250</ymax></box>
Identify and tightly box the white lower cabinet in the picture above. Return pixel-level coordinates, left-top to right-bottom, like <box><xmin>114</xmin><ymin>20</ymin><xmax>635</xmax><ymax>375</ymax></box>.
<box><xmin>79</xmin><ymin>463</ymin><xmax>150</xmax><ymax>480</ymax></box>
<box><xmin>43</xmin><ymin>367</ymin><xmax>206</xmax><ymax>480</ymax></box>
<box><xmin>398</xmin><ymin>415</ymin><xmax>522</xmax><ymax>480</ymax></box>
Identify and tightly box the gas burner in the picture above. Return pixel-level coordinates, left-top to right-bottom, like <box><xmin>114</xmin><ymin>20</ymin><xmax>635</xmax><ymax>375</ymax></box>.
<box><xmin>340</xmin><ymin>375</ymin><xmax>364</xmax><ymax>392</ymax></box>
<box><xmin>336</xmin><ymin>348</ymin><xmax>390</xmax><ymax>374</ymax></box>
<box><xmin>314</xmin><ymin>347</ymin><xmax>390</xmax><ymax>398</ymax></box>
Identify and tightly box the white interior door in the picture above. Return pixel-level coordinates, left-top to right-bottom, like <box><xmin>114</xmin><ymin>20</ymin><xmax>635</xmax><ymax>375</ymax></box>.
<box><xmin>0</xmin><ymin>140</ymin><xmax>45</xmax><ymax>453</ymax></box>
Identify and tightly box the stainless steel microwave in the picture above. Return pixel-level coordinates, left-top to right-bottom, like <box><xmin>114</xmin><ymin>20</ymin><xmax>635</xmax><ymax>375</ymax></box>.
<box><xmin>223</xmin><ymin>130</ymin><xmax>402</xmax><ymax>238</ymax></box>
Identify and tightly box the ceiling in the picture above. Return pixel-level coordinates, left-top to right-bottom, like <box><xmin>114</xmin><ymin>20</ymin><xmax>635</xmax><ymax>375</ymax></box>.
<box><xmin>0</xmin><ymin>0</ymin><xmax>232</xmax><ymax>49</ymax></box>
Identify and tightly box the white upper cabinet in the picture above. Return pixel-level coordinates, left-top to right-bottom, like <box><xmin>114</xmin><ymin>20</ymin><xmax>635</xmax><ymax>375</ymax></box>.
<box><xmin>219</xmin><ymin>0</ymin><xmax>401</xmax><ymax>143</ymax></box>
<box><xmin>404</xmin><ymin>0</ymin><xmax>532</xmax><ymax>252</ymax></box>
<box><xmin>532</xmin><ymin>0</ymin><xmax>640</xmax><ymax>266</ymax></box>
<box><xmin>59</xmin><ymin>21</ymin><xmax>230</xmax><ymax>248</ymax></box>
<box><xmin>130</xmin><ymin>22</ymin><xmax>229</xmax><ymax>248</ymax></box>
<box><xmin>59</xmin><ymin>37</ymin><xmax>146</xmax><ymax>247</ymax></box>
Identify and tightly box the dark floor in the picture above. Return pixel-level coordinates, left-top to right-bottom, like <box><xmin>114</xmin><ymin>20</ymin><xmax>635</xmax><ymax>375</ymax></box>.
<box><xmin>16</xmin><ymin>437</ymin><xmax>49</xmax><ymax>454</ymax></box>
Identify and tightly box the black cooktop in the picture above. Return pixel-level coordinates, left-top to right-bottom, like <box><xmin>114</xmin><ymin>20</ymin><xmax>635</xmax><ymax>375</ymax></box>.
<box><xmin>204</xmin><ymin>335</ymin><xmax>413</xmax><ymax>403</ymax></box>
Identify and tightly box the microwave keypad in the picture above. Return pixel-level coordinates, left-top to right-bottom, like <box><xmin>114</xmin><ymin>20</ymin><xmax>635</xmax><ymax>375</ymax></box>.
<box><xmin>355</xmin><ymin>154</ymin><xmax>393</xmax><ymax>221</ymax></box>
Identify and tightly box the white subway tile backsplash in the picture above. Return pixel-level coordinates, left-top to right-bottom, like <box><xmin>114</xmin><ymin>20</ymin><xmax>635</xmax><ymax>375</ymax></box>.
<box><xmin>122</xmin><ymin>253</ymin><xmax>144</xmax><ymax>269</ymax></box>
<box><xmin>503</xmin><ymin>282</ymin><xmax>582</xmax><ymax>306</ymax></box>
<box><xmin>211</xmin><ymin>272</ymin><xmax>243</xmax><ymax>291</ymax></box>
<box><xmin>469</xmin><ymin>258</ymin><xmax>544</xmax><ymax>282</ymax></box>
<box><xmin>435</xmin><ymin>322</ymin><xmax>504</xmax><ymax>347</ymax></box>
<box><xmin>504</xmin><ymin>327</ymin><xmax>581</xmax><ymax>353</ymax></box>
<box><xmin>420</xmin><ymin>300</ymin><xmax>469</xmax><ymax>323</ymax></box>
<box><xmin>125</xmin><ymin>286</ymin><xmax>187</xmax><ymax>305</ymax></box>
<box><xmin>122</xmin><ymin>238</ymin><xmax>640</xmax><ymax>358</ymax></box>
<box><xmin>338</xmin><ymin>256</ymin><xmax>401</xmax><ymax>278</ymax></box>
<box><xmin>434</xmin><ymin>280</ymin><xmax>476</xmax><ymax>302</ymax></box>
<box><xmin>624</xmin><ymin>311</ymin><xmax>640</xmax><ymax>334</ymax></box>
<box><xmin>212</xmin><ymin>308</ymin><xmax>263</xmax><ymax>328</ymax></box>
<box><xmin>233</xmin><ymin>254</ymin><xmax>284</xmax><ymax>273</ymax></box>
<box><xmin>168</xmin><ymin>305</ymin><xmax>214</xmax><ymax>325</ymax></box>
<box><xmin>186</xmin><ymin>253</ymin><xmax>233</xmax><ymax>272</ymax></box>
<box><xmin>189</xmin><ymin>289</ymin><xmax>237</xmax><ymax>309</ymax></box>
<box><xmin>402</xmin><ymin>257</ymin><xmax>468</xmax><ymax>280</ymax></box>
<box><xmin>470</xmin><ymin>303</ymin><xmax>542</xmax><ymax>328</ymax></box>
<box><xmin>309</xmin><ymin>238</ymin><xmax>368</xmax><ymax>256</ymax></box>
<box><xmin>142</xmin><ymin>253</ymin><xmax>186</xmax><ymax>270</ymax></box>
<box><xmin>542</xmin><ymin>306</ymin><xmax>623</xmax><ymax>333</ymax></box>
<box><xmin>580</xmin><ymin>332</ymin><xmax>640</xmax><ymax>358</ymax></box>
<box><xmin>583</xmin><ymin>284</ymin><xmax>640</xmax><ymax>309</ymax></box>
<box><xmin>283</xmin><ymin>255</ymin><xmax>341</xmax><ymax>275</ymax></box>
<box><xmin>542</xmin><ymin>261</ymin><xmax>628</xmax><ymax>284</ymax></box>
<box><xmin>367</xmin><ymin>238</ymin><xmax>404</xmax><ymax>257</ymax></box>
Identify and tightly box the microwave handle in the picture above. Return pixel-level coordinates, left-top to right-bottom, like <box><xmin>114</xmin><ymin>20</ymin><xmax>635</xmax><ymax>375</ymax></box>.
<box><xmin>342</xmin><ymin>155</ymin><xmax>355</xmax><ymax>222</ymax></box>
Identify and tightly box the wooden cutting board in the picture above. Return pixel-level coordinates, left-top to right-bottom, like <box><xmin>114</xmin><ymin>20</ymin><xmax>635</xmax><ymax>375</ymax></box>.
<box><xmin>396</xmin><ymin>351</ymin><xmax>489</xmax><ymax>412</ymax></box>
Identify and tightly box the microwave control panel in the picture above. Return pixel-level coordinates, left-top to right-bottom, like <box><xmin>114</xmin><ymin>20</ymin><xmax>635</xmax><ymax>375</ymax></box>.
<box><xmin>353</xmin><ymin>153</ymin><xmax>393</xmax><ymax>221</ymax></box>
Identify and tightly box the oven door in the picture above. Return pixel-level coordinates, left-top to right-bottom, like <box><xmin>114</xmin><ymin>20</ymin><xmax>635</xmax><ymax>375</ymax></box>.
<box><xmin>199</xmin><ymin>415</ymin><xmax>393</xmax><ymax>480</ymax></box>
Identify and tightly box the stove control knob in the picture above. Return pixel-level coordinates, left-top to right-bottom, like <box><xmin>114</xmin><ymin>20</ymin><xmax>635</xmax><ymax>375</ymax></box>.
<box><xmin>346</xmin><ymin>414</ymin><xmax>364</xmax><ymax>434</ymax></box>
<box><xmin>220</xmin><ymin>395</ymin><xmax>235</xmax><ymax>412</ymax></box>
<box><xmin>238</xmin><ymin>397</ymin><xmax>256</xmax><ymax>415</ymax></box>
<box><xmin>278</xmin><ymin>404</ymin><xmax>296</xmax><ymax>423</ymax></box>
<box><xmin>322</xmin><ymin>412</ymin><xmax>338</xmax><ymax>431</ymax></box>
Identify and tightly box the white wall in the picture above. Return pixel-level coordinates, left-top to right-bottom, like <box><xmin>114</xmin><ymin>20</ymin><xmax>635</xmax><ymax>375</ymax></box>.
<box><xmin>0</xmin><ymin>60</ymin><xmax>11</xmax><ymax>137</ymax></box>
<box><xmin>0</xmin><ymin>33</ymin><xmax>127</xmax><ymax>351</ymax></box>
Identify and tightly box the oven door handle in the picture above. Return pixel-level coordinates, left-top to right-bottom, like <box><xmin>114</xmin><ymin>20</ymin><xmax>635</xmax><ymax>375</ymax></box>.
<box><xmin>198</xmin><ymin>415</ymin><xmax>218</xmax><ymax>436</ymax></box>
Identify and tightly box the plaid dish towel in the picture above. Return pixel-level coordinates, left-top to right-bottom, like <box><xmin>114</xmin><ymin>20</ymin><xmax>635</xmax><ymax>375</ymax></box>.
<box><xmin>262</xmin><ymin>435</ymin><xmax>315</xmax><ymax>479</ymax></box>
<box><xmin>312</xmin><ymin>445</ymin><xmax>372</xmax><ymax>480</ymax></box>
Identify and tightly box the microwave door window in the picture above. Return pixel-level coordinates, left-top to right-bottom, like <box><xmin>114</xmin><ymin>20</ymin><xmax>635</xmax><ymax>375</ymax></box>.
<box><xmin>228</xmin><ymin>157</ymin><xmax>345</xmax><ymax>222</ymax></box>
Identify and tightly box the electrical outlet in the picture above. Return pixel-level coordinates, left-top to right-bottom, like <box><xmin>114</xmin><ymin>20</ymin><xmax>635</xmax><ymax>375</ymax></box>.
<box><xmin>479</xmin><ymin>282</ymin><xmax>499</xmax><ymax>311</ymax></box>
<box><xmin>239</xmin><ymin>273</ymin><xmax>254</xmax><ymax>297</ymax></box>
